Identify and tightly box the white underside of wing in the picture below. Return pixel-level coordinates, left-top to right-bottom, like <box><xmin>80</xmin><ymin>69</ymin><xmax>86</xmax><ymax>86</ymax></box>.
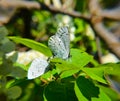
<box><xmin>27</xmin><ymin>57</ymin><xmax>49</xmax><ymax>79</ymax></box>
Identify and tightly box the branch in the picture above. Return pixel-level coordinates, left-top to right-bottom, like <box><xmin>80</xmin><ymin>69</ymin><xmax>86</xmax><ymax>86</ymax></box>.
<box><xmin>92</xmin><ymin>21</ymin><xmax>120</xmax><ymax>58</ymax></box>
<box><xmin>89</xmin><ymin>0</ymin><xmax>120</xmax><ymax>58</ymax></box>
<box><xmin>0</xmin><ymin>0</ymin><xmax>40</xmax><ymax>25</ymax></box>
<box><xmin>41</xmin><ymin>4</ymin><xmax>90</xmax><ymax>21</ymax></box>
<box><xmin>0</xmin><ymin>0</ymin><xmax>40</xmax><ymax>9</ymax></box>
<box><xmin>102</xmin><ymin>7</ymin><xmax>120</xmax><ymax>20</ymax></box>
<box><xmin>0</xmin><ymin>0</ymin><xmax>90</xmax><ymax>24</ymax></box>
<box><xmin>89</xmin><ymin>0</ymin><xmax>120</xmax><ymax>20</ymax></box>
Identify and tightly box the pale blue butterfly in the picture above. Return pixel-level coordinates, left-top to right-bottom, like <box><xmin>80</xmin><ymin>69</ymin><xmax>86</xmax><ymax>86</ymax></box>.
<box><xmin>27</xmin><ymin>57</ymin><xmax>49</xmax><ymax>79</ymax></box>
<box><xmin>48</xmin><ymin>26</ymin><xmax>70</xmax><ymax>60</ymax></box>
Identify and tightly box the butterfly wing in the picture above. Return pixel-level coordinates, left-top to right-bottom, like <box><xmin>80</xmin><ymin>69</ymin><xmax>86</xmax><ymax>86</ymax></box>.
<box><xmin>27</xmin><ymin>58</ymin><xmax>49</xmax><ymax>79</ymax></box>
<box><xmin>56</xmin><ymin>26</ymin><xmax>70</xmax><ymax>57</ymax></box>
<box><xmin>48</xmin><ymin>35</ymin><xmax>68</xmax><ymax>59</ymax></box>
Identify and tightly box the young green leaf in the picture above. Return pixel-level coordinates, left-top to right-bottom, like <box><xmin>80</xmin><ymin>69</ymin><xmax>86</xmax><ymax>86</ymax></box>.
<box><xmin>70</xmin><ymin>49</ymin><xmax>93</xmax><ymax>68</ymax></box>
<box><xmin>74</xmin><ymin>76</ymin><xmax>99</xmax><ymax>101</ymax></box>
<box><xmin>82</xmin><ymin>68</ymin><xmax>107</xmax><ymax>84</ymax></box>
<box><xmin>9</xmin><ymin>37</ymin><xmax>52</xmax><ymax>56</ymax></box>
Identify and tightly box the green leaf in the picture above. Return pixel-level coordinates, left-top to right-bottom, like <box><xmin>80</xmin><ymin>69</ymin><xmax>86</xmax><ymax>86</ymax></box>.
<box><xmin>74</xmin><ymin>81</ymin><xmax>88</xmax><ymax>101</ymax></box>
<box><xmin>14</xmin><ymin>62</ymin><xmax>28</xmax><ymax>71</ymax></box>
<box><xmin>95</xmin><ymin>63</ymin><xmax>120</xmax><ymax>77</ymax></box>
<box><xmin>74</xmin><ymin>19</ymin><xmax>85</xmax><ymax>33</ymax></box>
<box><xmin>41</xmin><ymin>69</ymin><xmax>57</xmax><ymax>80</ymax></box>
<box><xmin>92</xmin><ymin>88</ymin><xmax>111</xmax><ymax>101</ymax></box>
<box><xmin>99</xmin><ymin>85</ymin><xmax>119</xmax><ymax>101</ymax></box>
<box><xmin>9</xmin><ymin>37</ymin><xmax>52</xmax><ymax>56</ymax></box>
<box><xmin>82</xmin><ymin>68</ymin><xmax>107</xmax><ymax>84</ymax></box>
<box><xmin>0</xmin><ymin>39</ymin><xmax>15</xmax><ymax>53</ymax></box>
<box><xmin>55</xmin><ymin>62</ymin><xmax>80</xmax><ymax>78</ymax></box>
<box><xmin>60</xmin><ymin>69</ymin><xmax>80</xmax><ymax>79</ymax></box>
<box><xmin>10</xmin><ymin>66</ymin><xmax>27</xmax><ymax>78</ymax></box>
<box><xmin>70</xmin><ymin>49</ymin><xmax>93</xmax><ymax>68</ymax></box>
<box><xmin>6</xmin><ymin>86</ymin><xmax>22</xmax><ymax>99</ymax></box>
<box><xmin>50</xmin><ymin>58</ymin><xmax>80</xmax><ymax>78</ymax></box>
<box><xmin>0</xmin><ymin>26</ymin><xmax>8</xmax><ymax>40</ymax></box>
<box><xmin>75</xmin><ymin>76</ymin><xmax>99</xmax><ymax>101</ymax></box>
<box><xmin>0</xmin><ymin>60</ymin><xmax>13</xmax><ymax>75</ymax></box>
<box><xmin>50</xmin><ymin>49</ymin><xmax>93</xmax><ymax>79</ymax></box>
<box><xmin>104</xmin><ymin>63</ymin><xmax>120</xmax><ymax>76</ymax></box>
<box><xmin>44</xmin><ymin>81</ymin><xmax>77</xmax><ymax>101</ymax></box>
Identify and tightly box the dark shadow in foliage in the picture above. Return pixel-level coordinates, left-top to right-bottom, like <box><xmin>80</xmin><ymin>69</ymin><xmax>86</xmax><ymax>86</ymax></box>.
<box><xmin>0</xmin><ymin>93</ymin><xmax>7</xmax><ymax>101</ymax></box>
<box><xmin>76</xmin><ymin>76</ymin><xmax>100</xmax><ymax>101</ymax></box>
<box><xmin>27</xmin><ymin>84</ymin><xmax>44</xmax><ymax>101</ymax></box>
<box><xmin>44</xmin><ymin>81</ymin><xmax>78</xmax><ymax>101</ymax></box>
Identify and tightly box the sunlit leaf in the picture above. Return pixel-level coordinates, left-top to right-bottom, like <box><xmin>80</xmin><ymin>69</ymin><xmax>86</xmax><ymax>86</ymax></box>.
<box><xmin>82</xmin><ymin>68</ymin><xmax>107</xmax><ymax>84</ymax></box>
<box><xmin>70</xmin><ymin>49</ymin><xmax>93</xmax><ymax>68</ymax></box>
<box><xmin>14</xmin><ymin>62</ymin><xmax>28</xmax><ymax>71</ymax></box>
<box><xmin>55</xmin><ymin>62</ymin><xmax>80</xmax><ymax>78</ymax></box>
<box><xmin>104</xmin><ymin>63</ymin><xmax>120</xmax><ymax>76</ymax></box>
<box><xmin>92</xmin><ymin>88</ymin><xmax>111</xmax><ymax>101</ymax></box>
<box><xmin>75</xmin><ymin>76</ymin><xmax>99</xmax><ymax>101</ymax></box>
<box><xmin>74</xmin><ymin>81</ymin><xmax>88</xmax><ymax>101</ymax></box>
<box><xmin>95</xmin><ymin>63</ymin><xmax>120</xmax><ymax>77</ymax></box>
<box><xmin>50</xmin><ymin>49</ymin><xmax>93</xmax><ymax>78</ymax></box>
<box><xmin>9</xmin><ymin>37</ymin><xmax>52</xmax><ymax>56</ymax></box>
<box><xmin>41</xmin><ymin>69</ymin><xmax>57</xmax><ymax>80</ymax></box>
<box><xmin>99</xmin><ymin>85</ymin><xmax>120</xmax><ymax>101</ymax></box>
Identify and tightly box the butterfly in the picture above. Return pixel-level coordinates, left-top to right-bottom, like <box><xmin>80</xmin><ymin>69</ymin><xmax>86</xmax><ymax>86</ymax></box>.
<box><xmin>48</xmin><ymin>26</ymin><xmax>70</xmax><ymax>60</ymax></box>
<box><xmin>27</xmin><ymin>26</ymin><xmax>70</xmax><ymax>79</ymax></box>
<box><xmin>27</xmin><ymin>57</ymin><xmax>49</xmax><ymax>79</ymax></box>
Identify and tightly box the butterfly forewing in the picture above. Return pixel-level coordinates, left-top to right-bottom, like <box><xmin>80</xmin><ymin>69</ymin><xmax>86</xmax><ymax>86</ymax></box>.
<box><xmin>56</xmin><ymin>26</ymin><xmax>70</xmax><ymax>56</ymax></box>
<box><xmin>27</xmin><ymin>58</ymin><xmax>49</xmax><ymax>79</ymax></box>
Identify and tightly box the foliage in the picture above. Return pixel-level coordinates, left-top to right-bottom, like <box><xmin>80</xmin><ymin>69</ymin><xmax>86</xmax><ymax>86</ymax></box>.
<box><xmin>0</xmin><ymin>26</ymin><xmax>26</xmax><ymax>101</ymax></box>
<box><xmin>0</xmin><ymin>31</ymin><xmax>119</xmax><ymax>100</ymax></box>
<box><xmin>0</xmin><ymin>0</ymin><xmax>120</xmax><ymax>101</ymax></box>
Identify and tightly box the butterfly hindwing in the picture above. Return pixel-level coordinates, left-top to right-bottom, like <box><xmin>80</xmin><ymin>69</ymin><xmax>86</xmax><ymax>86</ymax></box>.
<box><xmin>27</xmin><ymin>58</ymin><xmax>49</xmax><ymax>79</ymax></box>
